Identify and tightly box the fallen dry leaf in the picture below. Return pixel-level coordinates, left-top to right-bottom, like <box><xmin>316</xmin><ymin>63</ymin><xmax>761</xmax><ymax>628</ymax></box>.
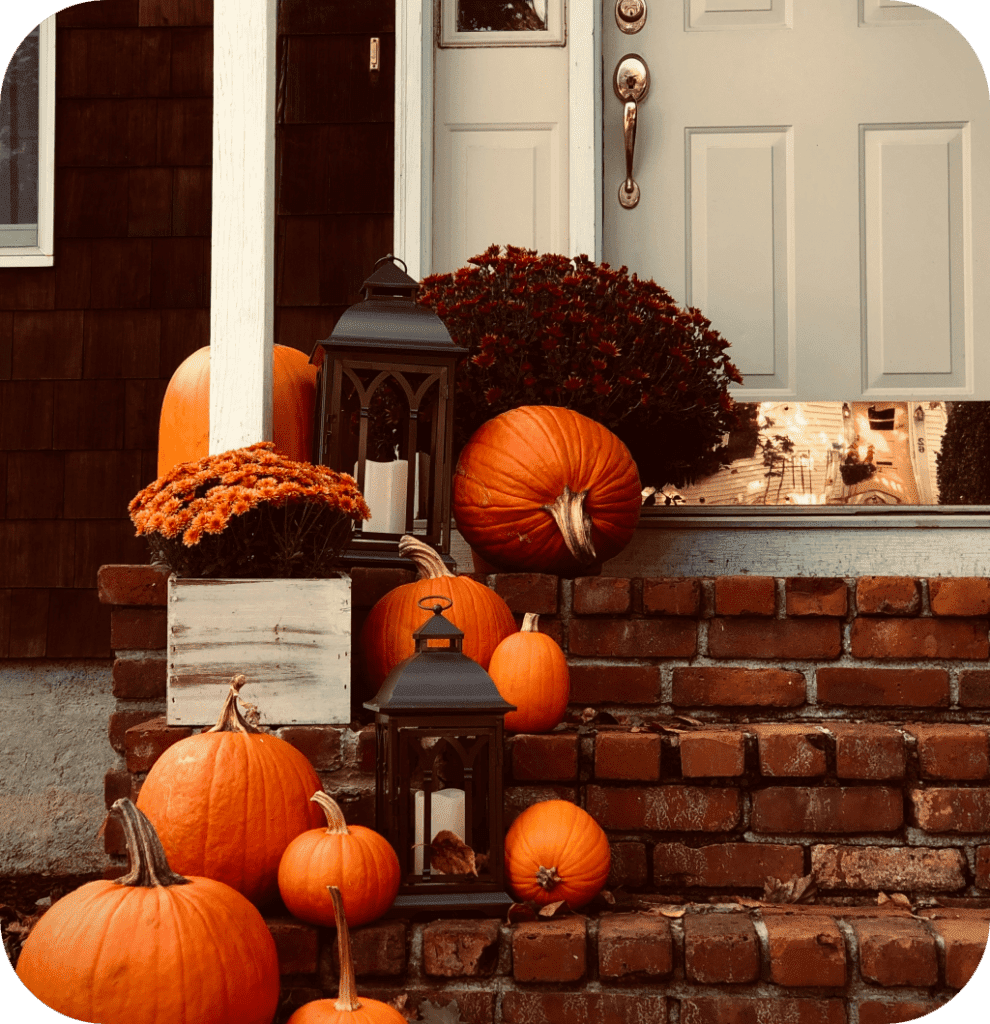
<box><xmin>507</xmin><ymin>902</ymin><xmax>538</xmax><ymax>923</ymax></box>
<box><xmin>389</xmin><ymin>993</ymin><xmax>418</xmax><ymax>1020</ymax></box>
<box><xmin>538</xmin><ymin>900</ymin><xmax>570</xmax><ymax>918</ymax></box>
<box><xmin>428</xmin><ymin>830</ymin><xmax>479</xmax><ymax>876</ymax></box>
<box><xmin>763</xmin><ymin>873</ymin><xmax>818</xmax><ymax>905</ymax></box>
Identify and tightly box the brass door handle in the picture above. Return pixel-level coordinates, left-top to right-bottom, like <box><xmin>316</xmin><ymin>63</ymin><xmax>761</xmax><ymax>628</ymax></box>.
<box><xmin>613</xmin><ymin>54</ymin><xmax>650</xmax><ymax>209</ymax></box>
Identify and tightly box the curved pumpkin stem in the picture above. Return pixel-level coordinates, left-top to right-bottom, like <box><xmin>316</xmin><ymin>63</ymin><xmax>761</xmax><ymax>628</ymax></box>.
<box><xmin>329</xmin><ymin>884</ymin><xmax>362</xmax><ymax>1012</ymax></box>
<box><xmin>540</xmin><ymin>485</ymin><xmax>597</xmax><ymax>566</ymax></box>
<box><xmin>112</xmin><ymin>798</ymin><xmax>190</xmax><ymax>889</ymax></box>
<box><xmin>398</xmin><ymin>534</ymin><xmax>454</xmax><ymax>580</ymax></box>
<box><xmin>521</xmin><ymin>613</ymin><xmax>540</xmax><ymax>633</ymax></box>
<box><xmin>536</xmin><ymin>864</ymin><xmax>563</xmax><ymax>892</ymax></box>
<box><xmin>207</xmin><ymin>674</ymin><xmax>260</xmax><ymax>734</ymax></box>
<box><xmin>312</xmin><ymin>791</ymin><xmax>350</xmax><ymax>836</ymax></box>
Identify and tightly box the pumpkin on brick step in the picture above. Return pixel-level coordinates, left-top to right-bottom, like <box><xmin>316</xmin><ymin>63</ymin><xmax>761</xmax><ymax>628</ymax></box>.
<box><xmin>16</xmin><ymin>798</ymin><xmax>280</xmax><ymax>1024</ymax></box>
<box><xmin>157</xmin><ymin>343</ymin><xmax>317</xmax><ymax>477</ymax></box>
<box><xmin>488</xmin><ymin>613</ymin><xmax>569</xmax><ymax>734</ymax></box>
<box><xmin>504</xmin><ymin>799</ymin><xmax>611</xmax><ymax>909</ymax></box>
<box><xmin>288</xmin><ymin>885</ymin><xmax>406</xmax><ymax>1024</ymax></box>
<box><xmin>453</xmin><ymin>405</ymin><xmax>642</xmax><ymax>575</ymax></box>
<box><xmin>278</xmin><ymin>791</ymin><xmax>400</xmax><ymax>928</ymax></box>
<box><xmin>358</xmin><ymin>534</ymin><xmax>516</xmax><ymax>695</ymax></box>
<box><xmin>135</xmin><ymin>674</ymin><xmax>325</xmax><ymax>907</ymax></box>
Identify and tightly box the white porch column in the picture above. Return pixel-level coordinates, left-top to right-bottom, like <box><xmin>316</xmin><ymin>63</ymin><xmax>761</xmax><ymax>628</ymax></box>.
<box><xmin>209</xmin><ymin>0</ymin><xmax>276</xmax><ymax>453</ymax></box>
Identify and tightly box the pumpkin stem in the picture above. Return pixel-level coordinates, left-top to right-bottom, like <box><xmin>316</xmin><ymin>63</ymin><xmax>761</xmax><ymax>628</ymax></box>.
<box><xmin>536</xmin><ymin>864</ymin><xmax>563</xmax><ymax>892</ymax></box>
<box><xmin>207</xmin><ymin>673</ymin><xmax>260</xmax><ymax>734</ymax></box>
<box><xmin>112</xmin><ymin>798</ymin><xmax>191</xmax><ymax>889</ymax></box>
<box><xmin>398</xmin><ymin>534</ymin><xmax>454</xmax><ymax>580</ymax></box>
<box><xmin>312</xmin><ymin>791</ymin><xmax>350</xmax><ymax>835</ymax></box>
<box><xmin>521</xmin><ymin>612</ymin><xmax>540</xmax><ymax>633</ymax></box>
<box><xmin>540</xmin><ymin>485</ymin><xmax>597</xmax><ymax>566</ymax></box>
<box><xmin>329</xmin><ymin>884</ymin><xmax>362</xmax><ymax>1012</ymax></box>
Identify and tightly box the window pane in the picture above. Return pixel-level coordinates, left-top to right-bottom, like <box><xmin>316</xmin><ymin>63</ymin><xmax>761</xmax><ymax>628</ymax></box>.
<box><xmin>457</xmin><ymin>1</ymin><xmax>547</xmax><ymax>32</ymax></box>
<box><xmin>0</xmin><ymin>25</ymin><xmax>40</xmax><ymax>247</ymax></box>
<box><xmin>657</xmin><ymin>400</ymin><xmax>988</xmax><ymax>508</ymax></box>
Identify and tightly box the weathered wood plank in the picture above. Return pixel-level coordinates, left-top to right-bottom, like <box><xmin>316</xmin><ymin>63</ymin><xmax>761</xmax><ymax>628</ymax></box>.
<box><xmin>167</xmin><ymin>577</ymin><xmax>351</xmax><ymax>726</ymax></box>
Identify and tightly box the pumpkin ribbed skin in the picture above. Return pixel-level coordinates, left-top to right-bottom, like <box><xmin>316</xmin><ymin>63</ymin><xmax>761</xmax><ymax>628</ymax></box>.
<box><xmin>359</xmin><ymin>535</ymin><xmax>516</xmax><ymax>695</ymax></box>
<box><xmin>504</xmin><ymin>799</ymin><xmax>611</xmax><ymax>909</ymax></box>
<box><xmin>157</xmin><ymin>344</ymin><xmax>317</xmax><ymax>477</ymax></box>
<box><xmin>453</xmin><ymin>406</ymin><xmax>642</xmax><ymax>575</ymax></box>
<box><xmin>488</xmin><ymin>613</ymin><xmax>569</xmax><ymax>734</ymax></box>
<box><xmin>136</xmin><ymin>678</ymin><xmax>324</xmax><ymax>907</ymax></box>
<box><xmin>278</xmin><ymin>793</ymin><xmax>400</xmax><ymax>928</ymax></box>
<box><xmin>16</xmin><ymin>800</ymin><xmax>280</xmax><ymax>1024</ymax></box>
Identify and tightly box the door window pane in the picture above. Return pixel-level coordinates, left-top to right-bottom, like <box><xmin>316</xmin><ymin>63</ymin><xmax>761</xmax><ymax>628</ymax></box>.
<box><xmin>0</xmin><ymin>25</ymin><xmax>39</xmax><ymax>248</ymax></box>
<box><xmin>457</xmin><ymin>1</ymin><xmax>547</xmax><ymax>32</ymax></box>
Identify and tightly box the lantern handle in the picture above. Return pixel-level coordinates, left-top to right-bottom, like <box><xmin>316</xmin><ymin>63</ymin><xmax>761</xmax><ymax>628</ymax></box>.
<box><xmin>375</xmin><ymin>253</ymin><xmax>408</xmax><ymax>274</ymax></box>
<box><xmin>417</xmin><ymin>594</ymin><xmax>453</xmax><ymax>614</ymax></box>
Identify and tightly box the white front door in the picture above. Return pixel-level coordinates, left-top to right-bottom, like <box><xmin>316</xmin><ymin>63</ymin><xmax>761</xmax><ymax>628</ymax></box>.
<box><xmin>602</xmin><ymin>0</ymin><xmax>990</xmax><ymax>400</ymax></box>
<box><xmin>432</xmin><ymin>0</ymin><xmax>571</xmax><ymax>273</ymax></box>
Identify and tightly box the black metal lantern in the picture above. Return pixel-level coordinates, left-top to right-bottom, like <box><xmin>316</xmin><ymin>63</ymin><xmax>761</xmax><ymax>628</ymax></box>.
<box><xmin>364</xmin><ymin>596</ymin><xmax>516</xmax><ymax>914</ymax></box>
<box><xmin>310</xmin><ymin>255</ymin><xmax>468</xmax><ymax>569</ymax></box>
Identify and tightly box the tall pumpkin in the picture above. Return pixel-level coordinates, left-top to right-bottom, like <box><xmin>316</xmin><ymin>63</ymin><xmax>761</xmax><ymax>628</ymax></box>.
<box><xmin>16</xmin><ymin>799</ymin><xmax>281</xmax><ymax>1024</ymax></box>
<box><xmin>488</xmin><ymin>613</ymin><xmax>569</xmax><ymax>734</ymax></box>
<box><xmin>453</xmin><ymin>405</ymin><xmax>642</xmax><ymax>575</ymax></box>
<box><xmin>157</xmin><ymin>344</ymin><xmax>318</xmax><ymax>477</ymax></box>
<box><xmin>136</xmin><ymin>674</ymin><xmax>325</xmax><ymax>907</ymax></box>
<box><xmin>358</xmin><ymin>534</ymin><xmax>516</xmax><ymax>695</ymax></box>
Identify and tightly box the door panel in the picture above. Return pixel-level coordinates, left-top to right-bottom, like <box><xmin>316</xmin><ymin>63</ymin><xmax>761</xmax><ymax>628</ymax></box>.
<box><xmin>603</xmin><ymin>0</ymin><xmax>989</xmax><ymax>400</ymax></box>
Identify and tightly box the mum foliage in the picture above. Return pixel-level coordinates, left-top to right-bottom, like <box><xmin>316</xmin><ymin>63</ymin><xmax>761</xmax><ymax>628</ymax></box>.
<box><xmin>129</xmin><ymin>442</ymin><xmax>370</xmax><ymax>578</ymax></box>
<box><xmin>417</xmin><ymin>245</ymin><xmax>743</xmax><ymax>488</ymax></box>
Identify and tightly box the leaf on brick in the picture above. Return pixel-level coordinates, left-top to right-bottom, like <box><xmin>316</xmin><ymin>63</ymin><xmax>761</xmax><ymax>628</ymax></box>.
<box><xmin>507</xmin><ymin>901</ymin><xmax>538</xmax><ymax>923</ymax></box>
<box><xmin>390</xmin><ymin>994</ymin><xmax>418</xmax><ymax>1020</ymax></box>
<box><xmin>732</xmin><ymin>896</ymin><xmax>764</xmax><ymax>908</ymax></box>
<box><xmin>419</xmin><ymin>999</ymin><xmax>468</xmax><ymax>1024</ymax></box>
<box><xmin>429</xmin><ymin>830</ymin><xmax>479</xmax><ymax>876</ymax></box>
<box><xmin>878</xmin><ymin>891</ymin><xmax>913</xmax><ymax>908</ymax></box>
<box><xmin>538</xmin><ymin>900</ymin><xmax>571</xmax><ymax>918</ymax></box>
<box><xmin>642</xmin><ymin>904</ymin><xmax>687</xmax><ymax>918</ymax></box>
<box><xmin>763</xmin><ymin>873</ymin><xmax>818</xmax><ymax>905</ymax></box>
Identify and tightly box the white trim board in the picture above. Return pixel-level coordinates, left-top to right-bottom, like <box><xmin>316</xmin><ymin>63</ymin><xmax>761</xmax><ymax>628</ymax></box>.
<box><xmin>0</xmin><ymin>15</ymin><xmax>54</xmax><ymax>268</ymax></box>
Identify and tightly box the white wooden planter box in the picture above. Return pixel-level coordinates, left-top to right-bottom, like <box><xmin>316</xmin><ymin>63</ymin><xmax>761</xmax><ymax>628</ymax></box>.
<box><xmin>167</xmin><ymin>577</ymin><xmax>351</xmax><ymax>727</ymax></box>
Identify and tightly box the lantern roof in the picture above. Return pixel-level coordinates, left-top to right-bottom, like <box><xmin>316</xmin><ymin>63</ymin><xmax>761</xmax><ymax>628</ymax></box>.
<box><xmin>364</xmin><ymin>600</ymin><xmax>516</xmax><ymax>715</ymax></box>
<box><xmin>310</xmin><ymin>255</ymin><xmax>468</xmax><ymax>365</ymax></box>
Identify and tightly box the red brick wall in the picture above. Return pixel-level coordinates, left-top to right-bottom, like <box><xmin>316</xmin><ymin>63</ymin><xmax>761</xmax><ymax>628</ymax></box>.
<box><xmin>98</xmin><ymin>564</ymin><xmax>990</xmax><ymax>1021</ymax></box>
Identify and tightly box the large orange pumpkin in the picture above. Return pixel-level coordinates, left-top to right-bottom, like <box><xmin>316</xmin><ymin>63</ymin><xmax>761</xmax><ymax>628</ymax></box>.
<box><xmin>504</xmin><ymin>799</ymin><xmax>611</xmax><ymax>909</ymax></box>
<box><xmin>136</xmin><ymin>674</ymin><xmax>325</xmax><ymax>907</ymax></box>
<box><xmin>488</xmin><ymin>613</ymin><xmax>570</xmax><ymax>734</ymax></box>
<box><xmin>157</xmin><ymin>344</ymin><xmax>317</xmax><ymax>477</ymax></box>
<box><xmin>358</xmin><ymin>534</ymin><xmax>516</xmax><ymax>696</ymax></box>
<box><xmin>16</xmin><ymin>799</ymin><xmax>281</xmax><ymax>1024</ymax></box>
<box><xmin>453</xmin><ymin>405</ymin><xmax>642</xmax><ymax>575</ymax></box>
<box><xmin>278</xmin><ymin>792</ymin><xmax>400</xmax><ymax>928</ymax></box>
<box><xmin>287</xmin><ymin>886</ymin><xmax>406</xmax><ymax>1024</ymax></box>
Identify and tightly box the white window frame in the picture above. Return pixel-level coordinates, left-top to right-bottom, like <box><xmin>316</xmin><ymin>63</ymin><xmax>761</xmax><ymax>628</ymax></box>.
<box><xmin>0</xmin><ymin>14</ymin><xmax>55</xmax><ymax>268</ymax></box>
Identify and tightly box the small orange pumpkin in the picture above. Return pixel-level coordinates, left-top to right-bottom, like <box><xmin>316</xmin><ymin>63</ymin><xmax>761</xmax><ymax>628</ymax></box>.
<box><xmin>453</xmin><ymin>405</ymin><xmax>642</xmax><ymax>575</ymax></box>
<box><xmin>488</xmin><ymin>613</ymin><xmax>569</xmax><ymax>734</ymax></box>
<box><xmin>136</xmin><ymin>674</ymin><xmax>325</xmax><ymax>907</ymax></box>
<box><xmin>278</xmin><ymin>792</ymin><xmax>400</xmax><ymax>928</ymax></box>
<box><xmin>358</xmin><ymin>534</ymin><xmax>516</xmax><ymax>696</ymax></box>
<box><xmin>16</xmin><ymin>799</ymin><xmax>281</xmax><ymax>1024</ymax></box>
<box><xmin>504</xmin><ymin>799</ymin><xmax>611</xmax><ymax>909</ymax></box>
<box><xmin>287</xmin><ymin>886</ymin><xmax>407</xmax><ymax>1024</ymax></box>
<box><xmin>157</xmin><ymin>343</ymin><xmax>317</xmax><ymax>476</ymax></box>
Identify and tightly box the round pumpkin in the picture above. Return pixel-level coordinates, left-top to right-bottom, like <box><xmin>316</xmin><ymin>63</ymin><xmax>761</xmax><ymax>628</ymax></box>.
<box><xmin>358</xmin><ymin>534</ymin><xmax>516</xmax><ymax>696</ymax></box>
<box><xmin>453</xmin><ymin>405</ymin><xmax>642</xmax><ymax>575</ymax></box>
<box><xmin>278</xmin><ymin>792</ymin><xmax>400</xmax><ymax>928</ymax></box>
<box><xmin>504</xmin><ymin>799</ymin><xmax>611</xmax><ymax>909</ymax></box>
<box><xmin>157</xmin><ymin>343</ymin><xmax>318</xmax><ymax>477</ymax></box>
<box><xmin>488</xmin><ymin>613</ymin><xmax>569</xmax><ymax>734</ymax></box>
<box><xmin>136</xmin><ymin>674</ymin><xmax>325</xmax><ymax>907</ymax></box>
<box><xmin>16</xmin><ymin>799</ymin><xmax>280</xmax><ymax>1024</ymax></box>
<box><xmin>287</xmin><ymin>886</ymin><xmax>406</xmax><ymax>1024</ymax></box>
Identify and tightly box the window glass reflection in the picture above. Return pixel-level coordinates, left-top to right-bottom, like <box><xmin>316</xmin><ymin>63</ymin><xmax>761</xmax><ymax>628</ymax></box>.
<box><xmin>457</xmin><ymin>0</ymin><xmax>548</xmax><ymax>32</ymax></box>
<box><xmin>658</xmin><ymin>400</ymin><xmax>967</xmax><ymax>507</ymax></box>
<box><xmin>0</xmin><ymin>25</ymin><xmax>39</xmax><ymax>247</ymax></box>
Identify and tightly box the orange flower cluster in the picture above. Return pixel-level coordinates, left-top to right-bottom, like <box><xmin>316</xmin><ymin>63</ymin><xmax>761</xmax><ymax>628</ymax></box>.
<box><xmin>129</xmin><ymin>444</ymin><xmax>370</xmax><ymax>578</ymax></box>
<box><xmin>130</xmin><ymin>443</ymin><xmax>369</xmax><ymax>547</ymax></box>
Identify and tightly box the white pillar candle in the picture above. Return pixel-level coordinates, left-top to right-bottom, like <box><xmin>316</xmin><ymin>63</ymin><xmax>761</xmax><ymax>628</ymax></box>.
<box><xmin>357</xmin><ymin>459</ymin><xmax>408</xmax><ymax>534</ymax></box>
<box><xmin>413</xmin><ymin>787</ymin><xmax>466</xmax><ymax>873</ymax></box>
